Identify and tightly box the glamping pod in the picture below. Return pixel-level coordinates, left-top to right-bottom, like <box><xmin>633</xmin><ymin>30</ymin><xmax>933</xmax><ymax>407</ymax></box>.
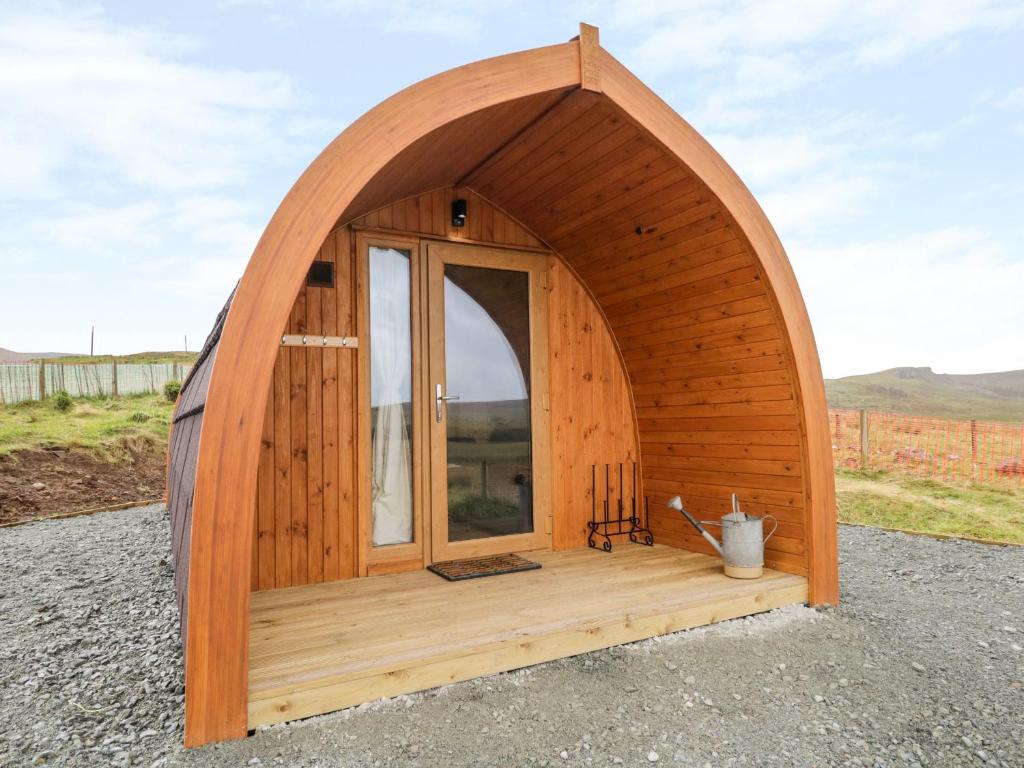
<box><xmin>167</xmin><ymin>24</ymin><xmax>837</xmax><ymax>747</ymax></box>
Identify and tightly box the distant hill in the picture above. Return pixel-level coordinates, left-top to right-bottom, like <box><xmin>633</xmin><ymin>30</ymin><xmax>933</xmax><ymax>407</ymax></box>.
<box><xmin>40</xmin><ymin>351</ymin><xmax>198</xmax><ymax>365</ymax></box>
<box><xmin>0</xmin><ymin>347</ymin><xmax>78</xmax><ymax>363</ymax></box>
<box><xmin>826</xmin><ymin>367</ymin><xmax>1024</xmax><ymax>423</ymax></box>
<box><xmin>0</xmin><ymin>348</ymin><xmax>197</xmax><ymax>365</ymax></box>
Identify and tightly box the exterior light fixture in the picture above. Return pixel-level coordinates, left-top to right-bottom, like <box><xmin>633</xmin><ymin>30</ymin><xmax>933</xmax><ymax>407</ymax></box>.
<box><xmin>451</xmin><ymin>198</ymin><xmax>467</xmax><ymax>228</ymax></box>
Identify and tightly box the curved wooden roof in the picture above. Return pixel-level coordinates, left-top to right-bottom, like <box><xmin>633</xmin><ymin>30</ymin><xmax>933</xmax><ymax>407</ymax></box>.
<box><xmin>175</xmin><ymin>25</ymin><xmax>836</xmax><ymax>745</ymax></box>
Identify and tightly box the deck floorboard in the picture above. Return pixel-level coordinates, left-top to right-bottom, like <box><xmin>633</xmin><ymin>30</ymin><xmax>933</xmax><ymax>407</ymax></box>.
<box><xmin>248</xmin><ymin>544</ymin><xmax>807</xmax><ymax>727</ymax></box>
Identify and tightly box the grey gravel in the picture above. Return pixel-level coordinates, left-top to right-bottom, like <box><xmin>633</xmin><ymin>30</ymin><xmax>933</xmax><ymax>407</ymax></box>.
<box><xmin>1</xmin><ymin>505</ymin><xmax>1022</xmax><ymax>767</ymax></box>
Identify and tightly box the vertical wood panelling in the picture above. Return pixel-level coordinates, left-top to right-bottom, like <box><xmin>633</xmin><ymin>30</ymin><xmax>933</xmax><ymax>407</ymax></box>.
<box><xmin>254</xmin><ymin>229</ymin><xmax>358</xmax><ymax>590</ymax></box>
<box><xmin>288</xmin><ymin>289</ymin><xmax>309</xmax><ymax>585</ymax></box>
<box><xmin>254</xmin><ymin>192</ymin><xmax>638</xmax><ymax>587</ymax></box>
<box><xmin>305</xmin><ymin>273</ymin><xmax>324</xmax><ymax>583</ymax></box>
<box><xmin>256</xmin><ymin>388</ymin><xmax>275</xmax><ymax>588</ymax></box>
<box><xmin>353</xmin><ymin>187</ymin><xmax>545</xmax><ymax>250</ymax></box>
<box><xmin>548</xmin><ymin>259</ymin><xmax>638</xmax><ymax>549</ymax></box>
<box><xmin>336</xmin><ymin>231</ymin><xmax>357</xmax><ymax>580</ymax></box>
<box><xmin>320</xmin><ymin>236</ymin><xmax>340</xmax><ymax>582</ymax></box>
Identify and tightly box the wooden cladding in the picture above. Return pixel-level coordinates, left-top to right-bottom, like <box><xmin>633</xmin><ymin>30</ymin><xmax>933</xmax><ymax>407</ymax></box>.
<box><xmin>252</xmin><ymin>229</ymin><xmax>357</xmax><ymax>591</ymax></box>
<box><xmin>251</xmin><ymin>189</ymin><xmax>638</xmax><ymax>589</ymax></box>
<box><xmin>548</xmin><ymin>258</ymin><xmax>638</xmax><ymax>549</ymax></box>
<box><xmin>353</xmin><ymin>187</ymin><xmax>545</xmax><ymax>250</ymax></box>
<box><xmin>250</xmin><ymin>86</ymin><xmax>827</xmax><ymax>591</ymax></box>
<box><xmin>253</xmin><ymin>150</ymin><xmax>810</xmax><ymax>583</ymax></box>
<box><xmin>466</xmin><ymin>91</ymin><xmax>811</xmax><ymax>575</ymax></box>
<box><xmin>175</xmin><ymin>32</ymin><xmax>837</xmax><ymax>748</ymax></box>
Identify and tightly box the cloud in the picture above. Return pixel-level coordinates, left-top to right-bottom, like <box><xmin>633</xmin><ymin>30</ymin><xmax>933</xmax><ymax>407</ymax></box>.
<box><xmin>0</xmin><ymin>5</ymin><xmax>307</xmax><ymax>354</ymax></box>
<box><xmin>221</xmin><ymin>0</ymin><xmax>513</xmax><ymax>38</ymax></box>
<box><xmin>0</xmin><ymin>5</ymin><xmax>296</xmax><ymax>198</ymax></box>
<box><xmin>610</xmin><ymin>0</ymin><xmax>1024</xmax><ymax>75</ymax></box>
<box><xmin>604</xmin><ymin>0</ymin><xmax>1024</xmax><ymax>134</ymax></box>
<box><xmin>995</xmin><ymin>87</ymin><xmax>1024</xmax><ymax>110</ymax></box>
<box><xmin>789</xmin><ymin>228</ymin><xmax>1024</xmax><ymax>378</ymax></box>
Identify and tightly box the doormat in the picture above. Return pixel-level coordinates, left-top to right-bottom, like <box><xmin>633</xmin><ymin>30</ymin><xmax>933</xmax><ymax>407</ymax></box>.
<box><xmin>427</xmin><ymin>553</ymin><xmax>541</xmax><ymax>581</ymax></box>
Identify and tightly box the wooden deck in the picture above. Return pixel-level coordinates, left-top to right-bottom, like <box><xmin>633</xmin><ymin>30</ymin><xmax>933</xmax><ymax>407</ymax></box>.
<box><xmin>248</xmin><ymin>544</ymin><xmax>808</xmax><ymax>727</ymax></box>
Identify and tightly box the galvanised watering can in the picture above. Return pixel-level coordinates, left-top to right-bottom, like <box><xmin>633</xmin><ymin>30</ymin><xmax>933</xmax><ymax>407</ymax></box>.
<box><xmin>668</xmin><ymin>493</ymin><xmax>778</xmax><ymax>579</ymax></box>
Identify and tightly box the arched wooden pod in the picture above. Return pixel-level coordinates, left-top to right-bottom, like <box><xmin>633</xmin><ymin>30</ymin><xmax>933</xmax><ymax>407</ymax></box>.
<box><xmin>174</xmin><ymin>27</ymin><xmax>836</xmax><ymax>746</ymax></box>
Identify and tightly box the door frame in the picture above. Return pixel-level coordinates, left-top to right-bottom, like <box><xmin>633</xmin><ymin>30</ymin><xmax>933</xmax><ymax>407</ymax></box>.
<box><xmin>355</xmin><ymin>232</ymin><xmax>552</xmax><ymax>574</ymax></box>
<box><xmin>425</xmin><ymin>240</ymin><xmax>552</xmax><ymax>562</ymax></box>
<box><xmin>355</xmin><ymin>231</ymin><xmax>429</xmax><ymax>576</ymax></box>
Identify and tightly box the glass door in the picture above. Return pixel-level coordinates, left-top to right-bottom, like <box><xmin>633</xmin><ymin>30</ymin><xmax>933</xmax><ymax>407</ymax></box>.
<box><xmin>427</xmin><ymin>242</ymin><xmax>550</xmax><ymax>561</ymax></box>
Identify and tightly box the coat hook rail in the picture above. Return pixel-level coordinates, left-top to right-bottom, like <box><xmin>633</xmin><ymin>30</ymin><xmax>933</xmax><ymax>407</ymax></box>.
<box><xmin>280</xmin><ymin>334</ymin><xmax>359</xmax><ymax>348</ymax></box>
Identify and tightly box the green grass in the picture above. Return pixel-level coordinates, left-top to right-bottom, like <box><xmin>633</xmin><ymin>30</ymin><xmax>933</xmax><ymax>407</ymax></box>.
<box><xmin>0</xmin><ymin>393</ymin><xmax>174</xmax><ymax>460</ymax></box>
<box><xmin>836</xmin><ymin>469</ymin><xmax>1024</xmax><ymax>544</ymax></box>
<box><xmin>40</xmin><ymin>351</ymin><xmax>197</xmax><ymax>365</ymax></box>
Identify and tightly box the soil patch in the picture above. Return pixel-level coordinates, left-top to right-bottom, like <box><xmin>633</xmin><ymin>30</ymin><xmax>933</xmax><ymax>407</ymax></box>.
<box><xmin>0</xmin><ymin>443</ymin><xmax>164</xmax><ymax>525</ymax></box>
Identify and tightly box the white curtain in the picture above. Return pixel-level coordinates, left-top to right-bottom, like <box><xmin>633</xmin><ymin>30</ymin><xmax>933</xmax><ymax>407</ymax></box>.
<box><xmin>371</xmin><ymin>248</ymin><xmax>413</xmax><ymax>546</ymax></box>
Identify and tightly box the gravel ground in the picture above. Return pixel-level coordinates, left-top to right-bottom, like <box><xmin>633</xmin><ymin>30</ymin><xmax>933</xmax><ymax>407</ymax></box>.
<box><xmin>0</xmin><ymin>505</ymin><xmax>1021</xmax><ymax>768</ymax></box>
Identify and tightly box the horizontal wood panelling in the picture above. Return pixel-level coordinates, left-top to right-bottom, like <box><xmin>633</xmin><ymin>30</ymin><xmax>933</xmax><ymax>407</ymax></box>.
<box><xmin>627</xmin><ymin>355</ymin><xmax>790</xmax><ymax>386</ymax></box>
<box><xmin>643</xmin><ymin>454</ymin><xmax>798</xmax><ymax>477</ymax></box>
<box><xmin>338</xmin><ymin>88</ymin><xmax>572</xmax><ymax>227</ymax></box>
<box><xmin>640</xmin><ymin>441</ymin><xmax>802</xmax><ymax>461</ymax></box>
<box><xmin>464</xmin><ymin>91</ymin><xmax>603</xmax><ymax>197</ymax></box>
<box><xmin>564</xmin><ymin>186</ymin><xmax>720</xmax><ymax>256</ymax></box>
<box><xmin>642</xmin><ymin>477</ymin><xmax>801</xmax><ymax>509</ymax></box>
<box><xmin>621</xmin><ymin>309</ymin><xmax>777</xmax><ymax>350</ymax></box>
<box><xmin>568</xmin><ymin>207</ymin><xmax>730</xmax><ymax>273</ymax></box>
<box><xmin>498</xmin><ymin>129</ymin><xmax>647</xmax><ymax>216</ymax></box>
<box><xmin>629</xmin><ymin>368</ymin><xmax>790</xmax><ymax>396</ymax></box>
<box><xmin>601</xmin><ymin>266</ymin><xmax>762</xmax><ymax>318</ymax></box>
<box><xmin>621</xmin><ymin>322</ymin><xmax>781</xmax><ymax>362</ymax></box>
<box><xmin>537</xmin><ymin>170</ymin><xmax>698</xmax><ymax>246</ymax></box>
<box><xmin>637</xmin><ymin>414</ymin><xmax>797</xmax><ymax>432</ymax></box>
<box><xmin>644</xmin><ymin>465</ymin><xmax>802</xmax><ymax>493</ymax></box>
<box><xmin>520</xmin><ymin>154</ymin><xmax>684</xmax><ymax>238</ymax></box>
<box><xmin>607</xmin><ymin>281</ymin><xmax>772</xmax><ymax>331</ymax></box>
<box><xmin>614</xmin><ymin>296</ymin><xmax>774</xmax><ymax>342</ymax></box>
<box><xmin>470</xmin><ymin>92</ymin><xmax>810</xmax><ymax>576</ymax></box>
<box><xmin>596</xmin><ymin>252</ymin><xmax>753</xmax><ymax>309</ymax></box>
<box><xmin>640</xmin><ymin>429</ymin><xmax>801</xmax><ymax>446</ymax></box>
<box><xmin>582</xmin><ymin>225</ymin><xmax>741</xmax><ymax>293</ymax></box>
<box><xmin>626</xmin><ymin>340</ymin><xmax>788</xmax><ymax>376</ymax></box>
<box><xmin>633</xmin><ymin>384</ymin><xmax>793</xmax><ymax>408</ymax></box>
<box><xmin>496</xmin><ymin>112</ymin><xmax>633</xmax><ymax>205</ymax></box>
<box><xmin>635</xmin><ymin>401</ymin><xmax>797</xmax><ymax>422</ymax></box>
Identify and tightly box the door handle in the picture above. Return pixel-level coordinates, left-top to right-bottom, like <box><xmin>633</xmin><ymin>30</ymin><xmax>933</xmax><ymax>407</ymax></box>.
<box><xmin>436</xmin><ymin>383</ymin><xmax>460</xmax><ymax>423</ymax></box>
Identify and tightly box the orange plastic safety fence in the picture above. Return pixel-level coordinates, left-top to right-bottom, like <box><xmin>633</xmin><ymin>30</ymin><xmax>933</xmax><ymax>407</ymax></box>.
<box><xmin>829</xmin><ymin>409</ymin><xmax>1024</xmax><ymax>487</ymax></box>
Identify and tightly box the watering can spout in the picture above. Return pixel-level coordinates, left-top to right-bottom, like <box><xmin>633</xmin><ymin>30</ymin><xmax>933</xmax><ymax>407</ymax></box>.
<box><xmin>667</xmin><ymin>495</ymin><xmax>724</xmax><ymax>556</ymax></box>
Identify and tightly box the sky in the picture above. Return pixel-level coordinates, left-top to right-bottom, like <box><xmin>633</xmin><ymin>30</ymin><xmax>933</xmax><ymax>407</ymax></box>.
<box><xmin>0</xmin><ymin>0</ymin><xmax>1022</xmax><ymax>378</ymax></box>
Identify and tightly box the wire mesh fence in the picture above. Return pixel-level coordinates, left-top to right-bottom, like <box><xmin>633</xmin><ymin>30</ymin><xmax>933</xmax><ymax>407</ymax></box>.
<box><xmin>0</xmin><ymin>362</ymin><xmax>191</xmax><ymax>404</ymax></box>
<box><xmin>831</xmin><ymin>408</ymin><xmax>1024</xmax><ymax>487</ymax></box>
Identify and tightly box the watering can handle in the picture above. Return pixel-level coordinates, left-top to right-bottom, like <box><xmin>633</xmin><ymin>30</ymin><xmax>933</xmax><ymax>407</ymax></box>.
<box><xmin>763</xmin><ymin>514</ymin><xmax>779</xmax><ymax>542</ymax></box>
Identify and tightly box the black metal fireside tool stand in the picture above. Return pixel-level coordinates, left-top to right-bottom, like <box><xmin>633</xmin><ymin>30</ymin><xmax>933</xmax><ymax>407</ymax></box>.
<box><xmin>587</xmin><ymin>461</ymin><xmax>654</xmax><ymax>552</ymax></box>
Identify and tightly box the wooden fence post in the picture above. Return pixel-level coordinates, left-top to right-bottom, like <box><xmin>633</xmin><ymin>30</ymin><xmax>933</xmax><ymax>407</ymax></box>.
<box><xmin>38</xmin><ymin>361</ymin><xmax>46</xmax><ymax>400</ymax></box>
<box><xmin>970</xmin><ymin>419</ymin><xmax>977</xmax><ymax>480</ymax></box>
<box><xmin>111</xmin><ymin>359</ymin><xmax>119</xmax><ymax>398</ymax></box>
<box><xmin>860</xmin><ymin>409</ymin><xmax>869</xmax><ymax>470</ymax></box>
